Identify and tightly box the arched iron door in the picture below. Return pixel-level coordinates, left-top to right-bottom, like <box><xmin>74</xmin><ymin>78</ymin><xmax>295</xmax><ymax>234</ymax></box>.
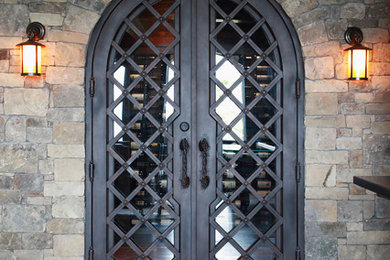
<box><xmin>86</xmin><ymin>0</ymin><xmax>304</xmax><ymax>259</ymax></box>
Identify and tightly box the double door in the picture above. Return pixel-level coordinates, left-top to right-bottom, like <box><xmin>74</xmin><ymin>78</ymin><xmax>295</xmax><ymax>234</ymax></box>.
<box><xmin>87</xmin><ymin>0</ymin><xmax>303</xmax><ymax>259</ymax></box>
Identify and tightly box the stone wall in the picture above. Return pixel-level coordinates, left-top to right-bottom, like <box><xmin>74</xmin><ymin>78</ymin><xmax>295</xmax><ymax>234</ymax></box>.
<box><xmin>0</xmin><ymin>0</ymin><xmax>388</xmax><ymax>259</ymax></box>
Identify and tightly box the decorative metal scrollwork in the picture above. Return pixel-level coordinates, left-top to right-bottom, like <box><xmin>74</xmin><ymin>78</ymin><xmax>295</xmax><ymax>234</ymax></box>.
<box><xmin>199</xmin><ymin>138</ymin><xmax>210</xmax><ymax>189</ymax></box>
<box><xmin>180</xmin><ymin>138</ymin><xmax>190</xmax><ymax>188</ymax></box>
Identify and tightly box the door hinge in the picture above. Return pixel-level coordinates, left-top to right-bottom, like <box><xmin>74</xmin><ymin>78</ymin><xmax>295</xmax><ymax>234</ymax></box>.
<box><xmin>89</xmin><ymin>77</ymin><xmax>95</xmax><ymax>97</ymax></box>
<box><xmin>296</xmin><ymin>247</ymin><xmax>302</xmax><ymax>260</ymax></box>
<box><xmin>296</xmin><ymin>78</ymin><xmax>301</xmax><ymax>99</ymax></box>
<box><xmin>295</xmin><ymin>161</ymin><xmax>301</xmax><ymax>183</ymax></box>
<box><xmin>89</xmin><ymin>161</ymin><xmax>95</xmax><ymax>183</ymax></box>
<box><xmin>88</xmin><ymin>246</ymin><xmax>94</xmax><ymax>260</ymax></box>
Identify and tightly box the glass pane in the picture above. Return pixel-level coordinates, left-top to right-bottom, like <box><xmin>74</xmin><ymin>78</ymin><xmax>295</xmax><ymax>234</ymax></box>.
<box><xmin>233</xmin><ymin>225</ymin><xmax>258</xmax><ymax>250</ymax></box>
<box><xmin>148</xmin><ymin>241</ymin><xmax>174</xmax><ymax>259</ymax></box>
<box><xmin>114</xmin><ymin>245</ymin><xmax>138</xmax><ymax>260</ymax></box>
<box><xmin>253</xmin><ymin>208</ymin><xmax>276</xmax><ymax>234</ymax></box>
<box><xmin>216</xmin><ymin>242</ymin><xmax>241</xmax><ymax>260</ymax></box>
<box><xmin>114</xmin><ymin>209</ymin><xmax>138</xmax><ymax>234</ymax></box>
<box><xmin>131</xmin><ymin>223</ymin><xmax>158</xmax><ymax>249</ymax></box>
<box><xmin>216</xmin><ymin>206</ymin><xmax>241</xmax><ymax>233</ymax></box>
<box><xmin>148</xmin><ymin>207</ymin><xmax>174</xmax><ymax>233</ymax></box>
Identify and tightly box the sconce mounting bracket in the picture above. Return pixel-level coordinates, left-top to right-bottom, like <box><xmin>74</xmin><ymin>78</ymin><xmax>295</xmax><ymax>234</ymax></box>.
<box><xmin>344</xmin><ymin>27</ymin><xmax>363</xmax><ymax>46</ymax></box>
<box><xmin>26</xmin><ymin>22</ymin><xmax>45</xmax><ymax>42</ymax></box>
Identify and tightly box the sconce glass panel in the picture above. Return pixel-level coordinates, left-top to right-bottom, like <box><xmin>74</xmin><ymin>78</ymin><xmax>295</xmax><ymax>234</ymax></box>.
<box><xmin>20</xmin><ymin>43</ymin><xmax>42</xmax><ymax>76</ymax></box>
<box><xmin>347</xmin><ymin>47</ymin><xmax>369</xmax><ymax>80</ymax></box>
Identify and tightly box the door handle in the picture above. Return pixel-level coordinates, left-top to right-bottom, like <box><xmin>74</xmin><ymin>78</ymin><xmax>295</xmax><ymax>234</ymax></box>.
<box><xmin>180</xmin><ymin>138</ymin><xmax>190</xmax><ymax>188</ymax></box>
<box><xmin>199</xmin><ymin>138</ymin><xmax>210</xmax><ymax>189</ymax></box>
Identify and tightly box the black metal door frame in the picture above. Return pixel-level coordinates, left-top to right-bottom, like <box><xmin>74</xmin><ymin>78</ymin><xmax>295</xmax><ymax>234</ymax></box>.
<box><xmin>85</xmin><ymin>0</ymin><xmax>305</xmax><ymax>259</ymax></box>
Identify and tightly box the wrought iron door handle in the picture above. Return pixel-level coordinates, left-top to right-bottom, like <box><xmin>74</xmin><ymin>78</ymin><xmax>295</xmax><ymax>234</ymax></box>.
<box><xmin>199</xmin><ymin>138</ymin><xmax>210</xmax><ymax>189</ymax></box>
<box><xmin>180</xmin><ymin>138</ymin><xmax>190</xmax><ymax>188</ymax></box>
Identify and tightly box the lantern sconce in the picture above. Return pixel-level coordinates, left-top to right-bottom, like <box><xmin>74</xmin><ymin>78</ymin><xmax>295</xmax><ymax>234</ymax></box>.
<box><xmin>344</xmin><ymin>27</ymin><xmax>371</xmax><ymax>81</ymax></box>
<box><xmin>16</xmin><ymin>22</ymin><xmax>45</xmax><ymax>76</ymax></box>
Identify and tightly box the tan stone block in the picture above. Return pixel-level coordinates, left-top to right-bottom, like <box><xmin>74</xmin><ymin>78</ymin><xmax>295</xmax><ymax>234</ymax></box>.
<box><xmin>4</xmin><ymin>88</ymin><xmax>49</xmax><ymax>116</ymax></box>
<box><xmin>363</xmin><ymin>200</ymin><xmax>375</xmax><ymax>220</ymax></box>
<box><xmin>350</xmin><ymin>150</ymin><xmax>363</xmax><ymax>168</ymax></box>
<box><xmin>302</xmin><ymin>41</ymin><xmax>340</xmax><ymax>58</ymax></box>
<box><xmin>306</xmin><ymin>93</ymin><xmax>338</xmax><ymax>115</ymax></box>
<box><xmin>53</xmin><ymin>122</ymin><xmax>84</xmax><ymax>144</ymax></box>
<box><xmin>52</xmin><ymin>85</ymin><xmax>84</xmax><ymax>108</ymax></box>
<box><xmin>54</xmin><ymin>159</ymin><xmax>84</xmax><ymax>181</ymax></box>
<box><xmin>48</xmin><ymin>145</ymin><xmax>84</xmax><ymax>158</ymax></box>
<box><xmin>55</xmin><ymin>42</ymin><xmax>86</xmax><ymax>67</ymax></box>
<box><xmin>53</xmin><ymin>235</ymin><xmax>84</xmax><ymax>256</ymax></box>
<box><xmin>48</xmin><ymin>30</ymin><xmax>89</xmax><ymax>44</ymax></box>
<box><xmin>347</xmin><ymin>231</ymin><xmax>390</xmax><ymax>244</ymax></box>
<box><xmin>367</xmin><ymin>245</ymin><xmax>390</xmax><ymax>260</ymax></box>
<box><xmin>0</xmin><ymin>60</ymin><xmax>9</xmax><ymax>72</ymax></box>
<box><xmin>0</xmin><ymin>37</ymin><xmax>22</xmax><ymax>48</ymax></box>
<box><xmin>0</xmin><ymin>73</ymin><xmax>24</xmax><ymax>87</ymax></box>
<box><xmin>27</xmin><ymin>127</ymin><xmax>53</xmax><ymax>144</ymax></box>
<box><xmin>336</xmin><ymin>137</ymin><xmax>362</xmax><ymax>150</ymax></box>
<box><xmin>366</xmin><ymin>103</ymin><xmax>390</xmax><ymax>114</ymax></box>
<box><xmin>370</xmin><ymin>62</ymin><xmax>390</xmax><ymax>76</ymax></box>
<box><xmin>349</xmin><ymin>184</ymin><xmax>366</xmax><ymax>195</ymax></box>
<box><xmin>47</xmin><ymin>219</ymin><xmax>84</xmax><ymax>234</ymax></box>
<box><xmin>306</xmin><ymin>187</ymin><xmax>349</xmax><ymax>200</ymax></box>
<box><xmin>305</xmin><ymin>57</ymin><xmax>334</xmax><ymax>80</ymax></box>
<box><xmin>341</xmin><ymin>103</ymin><xmax>364</xmax><ymax>115</ymax></box>
<box><xmin>373</xmin><ymin>43</ymin><xmax>390</xmax><ymax>62</ymax></box>
<box><xmin>47</xmin><ymin>108</ymin><xmax>85</xmax><ymax>122</ymax></box>
<box><xmin>305</xmin><ymin>127</ymin><xmax>336</xmax><ymax>150</ymax></box>
<box><xmin>305</xmin><ymin>79</ymin><xmax>347</xmax><ymax>93</ymax></box>
<box><xmin>340</xmin><ymin>3</ymin><xmax>366</xmax><ymax>19</ymax></box>
<box><xmin>346</xmin><ymin>115</ymin><xmax>371</xmax><ymax>128</ymax></box>
<box><xmin>281</xmin><ymin>0</ymin><xmax>318</xmax><ymax>17</ymax></box>
<box><xmin>335</xmin><ymin>62</ymin><xmax>348</xmax><ymax>80</ymax></box>
<box><xmin>306</xmin><ymin>150</ymin><xmax>349</xmax><ymax>164</ymax></box>
<box><xmin>362</xmin><ymin>28</ymin><xmax>390</xmax><ymax>43</ymax></box>
<box><xmin>46</xmin><ymin>67</ymin><xmax>84</xmax><ymax>85</ymax></box>
<box><xmin>13</xmin><ymin>250</ymin><xmax>43</xmax><ymax>260</ymax></box>
<box><xmin>306</xmin><ymin>164</ymin><xmax>336</xmax><ymax>187</ymax></box>
<box><xmin>371</xmin><ymin>121</ymin><xmax>390</xmax><ymax>134</ymax></box>
<box><xmin>305</xmin><ymin>115</ymin><xmax>346</xmax><ymax>127</ymax></box>
<box><xmin>355</xmin><ymin>93</ymin><xmax>374</xmax><ymax>103</ymax></box>
<box><xmin>346</xmin><ymin>222</ymin><xmax>363</xmax><ymax>231</ymax></box>
<box><xmin>338</xmin><ymin>245</ymin><xmax>366</xmax><ymax>260</ymax></box>
<box><xmin>29</xmin><ymin>13</ymin><xmax>64</xmax><ymax>26</ymax></box>
<box><xmin>5</xmin><ymin>117</ymin><xmax>26</xmax><ymax>142</ymax></box>
<box><xmin>52</xmin><ymin>196</ymin><xmax>84</xmax><ymax>218</ymax></box>
<box><xmin>44</xmin><ymin>182</ymin><xmax>84</xmax><ymax>197</ymax></box>
<box><xmin>371</xmin><ymin>76</ymin><xmax>390</xmax><ymax>90</ymax></box>
<box><xmin>306</xmin><ymin>200</ymin><xmax>337</xmax><ymax>222</ymax></box>
<box><xmin>63</xmin><ymin>5</ymin><xmax>100</xmax><ymax>34</ymax></box>
<box><xmin>297</xmin><ymin>21</ymin><xmax>327</xmax><ymax>46</ymax></box>
<box><xmin>24</xmin><ymin>76</ymin><xmax>46</xmax><ymax>88</ymax></box>
<box><xmin>337</xmin><ymin>168</ymin><xmax>372</xmax><ymax>183</ymax></box>
<box><xmin>26</xmin><ymin>196</ymin><xmax>52</xmax><ymax>205</ymax></box>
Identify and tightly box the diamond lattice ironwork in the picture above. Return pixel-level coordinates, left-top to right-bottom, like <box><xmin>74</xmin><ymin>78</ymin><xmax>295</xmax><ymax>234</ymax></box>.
<box><xmin>209</xmin><ymin>0</ymin><xmax>284</xmax><ymax>258</ymax></box>
<box><xmin>106</xmin><ymin>0</ymin><xmax>181</xmax><ymax>258</ymax></box>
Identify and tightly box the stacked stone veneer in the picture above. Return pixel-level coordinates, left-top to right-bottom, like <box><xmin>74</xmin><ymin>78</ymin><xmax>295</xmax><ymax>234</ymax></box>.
<box><xmin>0</xmin><ymin>0</ymin><xmax>388</xmax><ymax>259</ymax></box>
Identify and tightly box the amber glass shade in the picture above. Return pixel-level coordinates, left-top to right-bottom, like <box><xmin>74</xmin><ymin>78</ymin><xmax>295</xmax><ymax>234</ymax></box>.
<box><xmin>17</xmin><ymin>40</ymin><xmax>44</xmax><ymax>76</ymax></box>
<box><xmin>346</xmin><ymin>46</ymin><xmax>370</xmax><ymax>80</ymax></box>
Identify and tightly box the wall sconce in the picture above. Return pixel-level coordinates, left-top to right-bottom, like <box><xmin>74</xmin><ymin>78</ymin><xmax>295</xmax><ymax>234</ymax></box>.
<box><xmin>16</xmin><ymin>22</ymin><xmax>45</xmax><ymax>76</ymax></box>
<box><xmin>344</xmin><ymin>27</ymin><xmax>371</xmax><ymax>80</ymax></box>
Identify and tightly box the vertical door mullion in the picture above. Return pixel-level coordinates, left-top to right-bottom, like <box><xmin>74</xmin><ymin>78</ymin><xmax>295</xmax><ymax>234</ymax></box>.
<box><xmin>174</xmin><ymin>0</ymin><xmax>193</xmax><ymax>258</ymax></box>
<box><xmin>195</xmin><ymin>0</ymin><xmax>216</xmax><ymax>259</ymax></box>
